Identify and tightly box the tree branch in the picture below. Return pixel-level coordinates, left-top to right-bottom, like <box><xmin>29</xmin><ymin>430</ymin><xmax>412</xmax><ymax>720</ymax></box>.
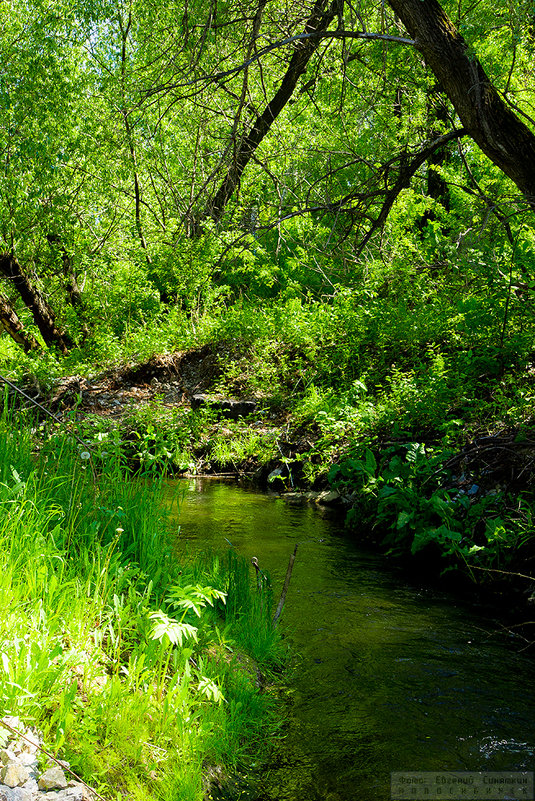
<box><xmin>143</xmin><ymin>29</ymin><xmax>415</xmax><ymax>97</ymax></box>
<box><xmin>202</xmin><ymin>0</ymin><xmax>341</xmax><ymax>226</ymax></box>
<box><xmin>387</xmin><ymin>0</ymin><xmax>535</xmax><ymax>210</ymax></box>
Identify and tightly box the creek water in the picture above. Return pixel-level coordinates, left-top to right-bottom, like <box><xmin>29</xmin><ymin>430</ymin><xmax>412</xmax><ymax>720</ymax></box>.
<box><xmin>167</xmin><ymin>479</ymin><xmax>535</xmax><ymax>801</ymax></box>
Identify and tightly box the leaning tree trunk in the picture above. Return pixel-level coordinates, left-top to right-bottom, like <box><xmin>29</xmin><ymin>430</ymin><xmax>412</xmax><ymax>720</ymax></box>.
<box><xmin>351</xmin><ymin>127</ymin><xmax>466</xmax><ymax>258</ymax></box>
<box><xmin>387</xmin><ymin>0</ymin><xmax>535</xmax><ymax>209</ymax></box>
<box><xmin>203</xmin><ymin>0</ymin><xmax>338</xmax><ymax>226</ymax></box>
<box><xmin>0</xmin><ymin>253</ymin><xmax>73</xmax><ymax>354</ymax></box>
<box><xmin>0</xmin><ymin>293</ymin><xmax>39</xmax><ymax>353</ymax></box>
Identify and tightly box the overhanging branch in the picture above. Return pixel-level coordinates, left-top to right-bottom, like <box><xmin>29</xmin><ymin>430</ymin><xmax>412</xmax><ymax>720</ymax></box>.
<box><xmin>143</xmin><ymin>29</ymin><xmax>415</xmax><ymax>98</ymax></box>
<box><xmin>248</xmin><ymin>128</ymin><xmax>468</xmax><ymax>252</ymax></box>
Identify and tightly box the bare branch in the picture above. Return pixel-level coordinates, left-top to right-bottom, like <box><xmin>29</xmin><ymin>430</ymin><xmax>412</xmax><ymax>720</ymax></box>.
<box><xmin>143</xmin><ymin>29</ymin><xmax>415</xmax><ymax>98</ymax></box>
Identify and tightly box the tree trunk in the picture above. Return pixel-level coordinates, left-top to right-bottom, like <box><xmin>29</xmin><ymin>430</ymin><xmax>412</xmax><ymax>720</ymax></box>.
<box><xmin>119</xmin><ymin>10</ymin><xmax>152</xmax><ymax>265</ymax></box>
<box><xmin>46</xmin><ymin>234</ymin><xmax>89</xmax><ymax>341</ymax></box>
<box><xmin>425</xmin><ymin>88</ymin><xmax>450</xmax><ymax>208</ymax></box>
<box><xmin>0</xmin><ymin>294</ymin><xmax>39</xmax><ymax>353</ymax></box>
<box><xmin>418</xmin><ymin>85</ymin><xmax>451</xmax><ymax>233</ymax></box>
<box><xmin>387</xmin><ymin>0</ymin><xmax>535</xmax><ymax>208</ymax></box>
<box><xmin>203</xmin><ymin>0</ymin><xmax>338</xmax><ymax>226</ymax></box>
<box><xmin>0</xmin><ymin>253</ymin><xmax>73</xmax><ymax>354</ymax></box>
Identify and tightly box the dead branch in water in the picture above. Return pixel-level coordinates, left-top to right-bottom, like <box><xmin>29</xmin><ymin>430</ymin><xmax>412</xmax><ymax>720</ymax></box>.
<box><xmin>273</xmin><ymin>544</ymin><xmax>298</xmax><ymax>627</ymax></box>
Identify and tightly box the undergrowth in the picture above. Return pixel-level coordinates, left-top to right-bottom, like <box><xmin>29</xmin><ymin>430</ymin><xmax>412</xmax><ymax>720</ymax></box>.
<box><xmin>4</xmin><ymin>243</ymin><xmax>535</xmax><ymax>584</ymax></box>
<box><xmin>0</xmin><ymin>398</ymin><xmax>284</xmax><ymax>801</ymax></box>
<box><xmin>329</xmin><ymin>439</ymin><xmax>535</xmax><ymax>577</ymax></box>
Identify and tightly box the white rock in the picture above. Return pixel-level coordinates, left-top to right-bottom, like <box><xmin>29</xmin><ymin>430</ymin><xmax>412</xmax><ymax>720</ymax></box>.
<box><xmin>41</xmin><ymin>791</ymin><xmax>85</xmax><ymax>801</ymax></box>
<box><xmin>19</xmin><ymin>730</ymin><xmax>40</xmax><ymax>755</ymax></box>
<box><xmin>65</xmin><ymin>788</ymin><xmax>85</xmax><ymax>801</ymax></box>
<box><xmin>11</xmin><ymin>735</ymin><xmax>37</xmax><ymax>757</ymax></box>
<box><xmin>16</xmin><ymin>753</ymin><xmax>36</xmax><ymax>771</ymax></box>
<box><xmin>0</xmin><ymin>787</ymin><xmax>31</xmax><ymax>801</ymax></box>
<box><xmin>21</xmin><ymin>777</ymin><xmax>38</xmax><ymax>794</ymax></box>
<box><xmin>38</xmin><ymin>765</ymin><xmax>68</xmax><ymax>790</ymax></box>
<box><xmin>75</xmin><ymin>782</ymin><xmax>97</xmax><ymax>801</ymax></box>
<box><xmin>9</xmin><ymin>788</ymin><xmax>32</xmax><ymax>801</ymax></box>
<box><xmin>315</xmin><ymin>490</ymin><xmax>340</xmax><ymax>505</ymax></box>
<box><xmin>0</xmin><ymin>764</ymin><xmax>30</xmax><ymax>789</ymax></box>
<box><xmin>67</xmin><ymin>781</ymin><xmax>94</xmax><ymax>800</ymax></box>
<box><xmin>0</xmin><ymin>751</ymin><xmax>17</xmax><ymax>767</ymax></box>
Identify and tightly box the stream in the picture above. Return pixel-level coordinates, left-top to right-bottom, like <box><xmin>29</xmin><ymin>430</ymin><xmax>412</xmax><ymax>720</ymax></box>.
<box><xmin>167</xmin><ymin>479</ymin><xmax>535</xmax><ymax>801</ymax></box>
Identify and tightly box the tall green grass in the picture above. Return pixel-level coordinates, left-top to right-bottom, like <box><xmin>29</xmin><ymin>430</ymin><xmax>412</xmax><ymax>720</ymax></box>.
<box><xmin>0</xmin><ymin>397</ymin><xmax>283</xmax><ymax>800</ymax></box>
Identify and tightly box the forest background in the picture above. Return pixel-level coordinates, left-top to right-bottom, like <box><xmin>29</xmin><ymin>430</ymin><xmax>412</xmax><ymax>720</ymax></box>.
<box><xmin>2</xmin><ymin>0</ymin><xmax>535</xmax><ymax>577</ymax></box>
<box><xmin>2</xmin><ymin>1</ymin><xmax>535</xmax><ymax>797</ymax></box>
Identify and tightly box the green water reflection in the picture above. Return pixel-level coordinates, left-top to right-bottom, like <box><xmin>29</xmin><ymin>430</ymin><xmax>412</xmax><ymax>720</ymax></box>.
<box><xmin>166</xmin><ymin>479</ymin><xmax>535</xmax><ymax>801</ymax></box>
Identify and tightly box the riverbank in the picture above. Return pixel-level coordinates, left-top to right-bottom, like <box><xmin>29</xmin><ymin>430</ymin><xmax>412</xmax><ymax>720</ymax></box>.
<box><xmin>3</xmin><ymin>331</ymin><xmax>535</xmax><ymax>800</ymax></box>
<box><xmin>0</xmin><ymin>400</ymin><xmax>285</xmax><ymax>801</ymax></box>
<box><xmin>12</xmin><ymin>340</ymin><xmax>535</xmax><ymax>619</ymax></box>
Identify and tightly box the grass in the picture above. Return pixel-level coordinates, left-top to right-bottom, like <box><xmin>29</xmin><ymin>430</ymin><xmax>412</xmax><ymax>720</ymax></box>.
<box><xmin>0</xmin><ymin>397</ymin><xmax>284</xmax><ymax>800</ymax></box>
<box><xmin>5</xmin><ymin>240</ymin><xmax>535</xmax><ymax>583</ymax></box>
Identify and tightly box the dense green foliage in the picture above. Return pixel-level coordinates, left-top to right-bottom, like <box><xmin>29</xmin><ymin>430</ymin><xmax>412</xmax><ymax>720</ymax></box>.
<box><xmin>0</xmin><ymin>398</ymin><xmax>283</xmax><ymax>799</ymax></box>
<box><xmin>1</xmin><ymin>0</ymin><xmax>534</xmax><ymax>347</ymax></box>
<box><xmin>0</xmin><ymin>2</ymin><xmax>534</xmax><ymax>599</ymax></box>
<box><xmin>1</xmin><ymin>1</ymin><xmax>535</xmax><ymax>790</ymax></box>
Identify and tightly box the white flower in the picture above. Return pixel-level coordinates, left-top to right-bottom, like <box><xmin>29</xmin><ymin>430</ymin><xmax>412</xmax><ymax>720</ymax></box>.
<box><xmin>80</xmin><ymin>452</ymin><xmax>91</xmax><ymax>460</ymax></box>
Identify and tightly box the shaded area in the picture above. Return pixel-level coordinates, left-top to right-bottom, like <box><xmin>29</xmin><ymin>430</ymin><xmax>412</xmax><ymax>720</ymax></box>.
<box><xmin>169</xmin><ymin>480</ymin><xmax>535</xmax><ymax>801</ymax></box>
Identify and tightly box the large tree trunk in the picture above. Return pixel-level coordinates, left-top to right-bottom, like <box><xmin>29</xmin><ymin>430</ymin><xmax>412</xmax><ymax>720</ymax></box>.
<box><xmin>387</xmin><ymin>0</ymin><xmax>535</xmax><ymax>208</ymax></box>
<box><xmin>203</xmin><ymin>0</ymin><xmax>338</xmax><ymax>226</ymax></box>
<box><xmin>0</xmin><ymin>293</ymin><xmax>39</xmax><ymax>353</ymax></box>
<box><xmin>0</xmin><ymin>253</ymin><xmax>73</xmax><ymax>354</ymax></box>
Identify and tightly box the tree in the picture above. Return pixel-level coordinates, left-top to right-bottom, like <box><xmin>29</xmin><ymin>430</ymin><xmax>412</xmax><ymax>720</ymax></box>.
<box><xmin>141</xmin><ymin>0</ymin><xmax>535</xmax><ymax>244</ymax></box>
<box><xmin>0</xmin><ymin>294</ymin><xmax>39</xmax><ymax>352</ymax></box>
<box><xmin>1</xmin><ymin>0</ymin><xmax>534</xmax><ymax>352</ymax></box>
<box><xmin>387</xmin><ymin>0</ymin><xmax>535</xmax><ymax>209</ymax></box>
<box><xmin>203</xmin><ymin>0</ymin><xmax>338</xmax><ymax>226</ymax></box>
<box><xmin>0</xmin><ymin>254</ymin><xmax>73</xmax><ymax>353</ymax></box>
<box><xmin>0</xmin><ymin>0</ymin><xmax>93</xmax><ymax>350</ymax></box>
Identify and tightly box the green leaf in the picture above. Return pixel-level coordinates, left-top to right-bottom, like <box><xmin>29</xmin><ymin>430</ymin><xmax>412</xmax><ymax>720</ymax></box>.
<box><xmin>149</xmin><ymin>611</ymin><xmax>198</xmax><ymax>647</ymax></box>
<box><xmin>364</xmin><ymin>449</ymin><xmax>377</xmax><ymax>475</ymax></box>
<box><xmin>197</xmin><ymin>676</ymin><xmax>225</xmax><ymax>704</ymax></box>
<box><xmin>396</xmin><ymin>510</ymin><xmax>412</xmax><ymax>529</ymax></box>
